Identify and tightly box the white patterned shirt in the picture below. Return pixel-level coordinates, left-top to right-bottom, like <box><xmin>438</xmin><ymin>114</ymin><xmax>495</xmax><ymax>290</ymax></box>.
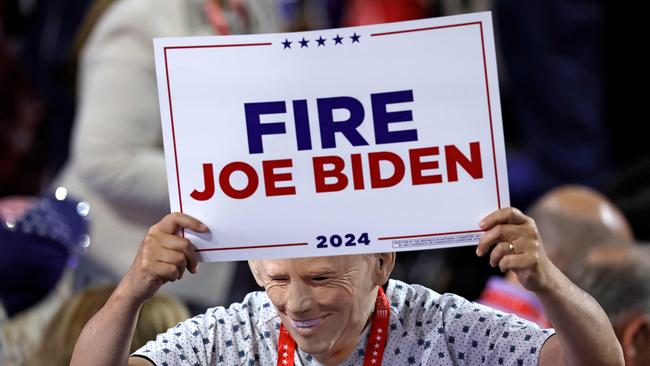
<box><xmin>133</xmin><ymin>279</ymin><xmax>555</xmax><ymax>365</ymax></box>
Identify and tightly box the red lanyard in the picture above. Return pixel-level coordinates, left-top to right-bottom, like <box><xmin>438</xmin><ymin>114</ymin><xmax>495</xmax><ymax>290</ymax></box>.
<box><xmin>277</xmin><ymin>287</ymin><xmax>390</xmax><ymax>366</ymax></box>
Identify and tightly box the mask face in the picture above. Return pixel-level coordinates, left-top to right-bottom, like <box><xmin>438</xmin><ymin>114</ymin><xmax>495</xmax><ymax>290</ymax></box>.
<box><xmin>254</xmin><ymin>255</ymin><xmax>378</xmax><ymax>359</ymax></box>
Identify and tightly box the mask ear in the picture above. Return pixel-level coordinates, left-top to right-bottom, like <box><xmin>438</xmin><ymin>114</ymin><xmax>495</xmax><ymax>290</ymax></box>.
<box><xmin>373</xmin><ymin>252</ymin><xmax>396</xmax><ymax>286</ymax></box>
<box><xmin>247</xmin><ymin>260</ymin><xmax>265</xmax><ymax>287</ymax></box>
<box><xmin>620</xmin><ymin>313</ymin><xmax>650</xmax><ymax>365</ymax></box>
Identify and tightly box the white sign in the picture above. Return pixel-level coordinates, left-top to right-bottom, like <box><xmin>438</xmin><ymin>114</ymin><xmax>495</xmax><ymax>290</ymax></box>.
<box><xmin>154</xmin><ymin>11</ymin><xmax>509</xmax><ymax>262</ymax></box>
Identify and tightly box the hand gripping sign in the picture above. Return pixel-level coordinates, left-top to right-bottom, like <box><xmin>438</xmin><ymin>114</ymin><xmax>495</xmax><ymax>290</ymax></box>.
<box><xmin>153</xmin><ymin>11</ymin><xmax>509</xmax><ymax>262</ymax></box>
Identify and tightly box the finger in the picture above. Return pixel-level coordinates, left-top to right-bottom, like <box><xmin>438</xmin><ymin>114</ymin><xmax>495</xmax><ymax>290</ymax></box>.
<box><xmin>151</xmin><ymin>212</ymin><xmax>207</xmax><ymax>234</ymax></box>
<box><xmin>498</xmin><ymin>252</ymin><xmax>537</xmax><ymax>273</ymax></box>
<box><xmin>159</xmin><ymin>235</ymin><xmax>199</xmax><ymax>274</ymax></box>
<box><xmin>150</xmin><ymin>261</ymin><xmax>181</xmax><ymax>282</ymax></box>
<box><xmin>156</xmin><ymin>247</ymin><xmax>187</xmax><ymax>279</ymax></box>
<box><xmin>158</xmin><ymin>232</ymin><xmax>191</xmax><ymax>251</ymax></box>
<box><xmin>476</xmin><ymin>224</ymin><xmax>519</xmax><ymax>256</ymax></box>
<box><xmin>479</xmin><ymin>207</ymin><xmax>529</xmax><ymax>230</ymax></box>
<box><xmin>489</xmin><ymin>241</ymin><xmax>514</xmax><ymax>267</ymax></box>
<box><xmin>156</xmin><ymin>247</ymin><xmax>186</xmax><ymax>269</ymax></box>
<box><xmin>186</xmin><ymin>249</ymin><xmax>199</xmax><ymax>274</ymax></box>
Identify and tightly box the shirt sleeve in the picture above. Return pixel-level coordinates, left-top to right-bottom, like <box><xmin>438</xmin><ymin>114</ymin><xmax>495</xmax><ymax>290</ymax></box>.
<box><xmin>132</xmin><ymin>297</ymin><xmax>265</xmax><ymax>366</ymax></box>
<box><xmin>131</xmin><ymin>311</ymin><xmax>220</xmax><ymax>366</ymax></box>
<box><xmin>437</xmin><ymin>293</ymin><xmax>555</xmax><ymax>365</ymax></box>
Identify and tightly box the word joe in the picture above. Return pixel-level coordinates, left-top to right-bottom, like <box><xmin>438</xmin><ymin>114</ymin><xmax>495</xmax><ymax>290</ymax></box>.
<box><xmin>190</xmin><ymin>89</ymin><xmax>484</xmax><ymax>201</ymax></box>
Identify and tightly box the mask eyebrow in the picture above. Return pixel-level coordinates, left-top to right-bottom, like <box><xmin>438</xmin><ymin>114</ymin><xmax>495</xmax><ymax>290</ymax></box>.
<box><xmin>305</xmin><ymin>270</ymin><xmax>337</xmax><ymax>277</ymax></box>
<box><xmin>264</xmin><ymin>268</ymin><xmax>288</xmax><ymax>278</ymax></box>
<box><xmin>266</xmin><ymin>276</ymin><xmax>290</xmax><ymax>284</ymax></box>
<box><xmin>266</xmin><ymin>272</ymin><xmax>288</xmax><ymax>279</ymax></box>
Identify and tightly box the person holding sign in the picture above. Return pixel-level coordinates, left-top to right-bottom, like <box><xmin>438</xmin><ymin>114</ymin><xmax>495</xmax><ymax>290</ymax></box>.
<box><xmin>70</xmin><ymin>208</ymin><xmax>622</xmax><ymax>366</ymax></box>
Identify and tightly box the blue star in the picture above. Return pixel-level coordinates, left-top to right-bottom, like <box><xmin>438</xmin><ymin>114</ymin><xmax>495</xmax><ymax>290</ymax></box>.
<box><xmin>333</xmin><ymin>34</ymin><xmax>343</xmax><ymax>45</ymax></box>
<box><xmin>299</xmin><ymin>37</ymin><xmax>309</xmax><ymax>48</ymax></box>
<box><xmin>316</xmin><ymin>36</ymin><xmax>326</xmax><ymax>46</ymax></box>
<box><xmin>282</xmin><ymin>38</ymin><xmax>292</xmax><ymax>49</ymax></box>
<box><xmin>350</xmin><ymin>32</ymin><xmax>361</xmax><ymax>43</ymax></box>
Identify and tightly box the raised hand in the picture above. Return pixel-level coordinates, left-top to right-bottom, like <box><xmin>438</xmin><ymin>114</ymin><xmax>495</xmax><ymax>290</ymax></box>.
<box><xmin>121</xmin><ymin>212</ymin><xmax>206</xmax><ymax>303</ymax></box>
<box><xmin>476</xmin><ymin>207</ymin><xmax>554</xmax><ymax>293</ymax></box>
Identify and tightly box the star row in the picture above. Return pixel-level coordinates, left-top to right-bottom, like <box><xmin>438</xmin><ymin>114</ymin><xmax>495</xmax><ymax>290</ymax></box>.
<box><xmin>281</xmin><ymin>33</ymin><xmax>361</xmax><ymax>49</ymax></box>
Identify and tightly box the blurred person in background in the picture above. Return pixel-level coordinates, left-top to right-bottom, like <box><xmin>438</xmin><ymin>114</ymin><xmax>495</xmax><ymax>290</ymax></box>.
<box><xmin>478</xmin><ymin>184</ymin><xmax>634</xmax><ymax>326</ymax></box>
<box><xmin>0</xmin><ymin>189</ymin><xmax>90</xmax><ymax>366</ymax></box>
<box><xmin>573</xmin><ymin>244</ymin><xmax>650</xmax><ymax>366</ymax></box>
<box><xmin>24</xmin><ymin>284</ymin><xmax>189</xmax><ymax>366</ymax></box>
<box><xmin>55</xmin><ymin>0</ymin><xmax>280</xmax><ymax>308</ymax></box>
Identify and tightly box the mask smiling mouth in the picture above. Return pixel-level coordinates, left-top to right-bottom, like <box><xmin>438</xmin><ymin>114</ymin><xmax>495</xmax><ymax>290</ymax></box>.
<box><xmin>291</xmin><ymin>317</ymin><xmax>323</xmax><ymax>329</ymax></box>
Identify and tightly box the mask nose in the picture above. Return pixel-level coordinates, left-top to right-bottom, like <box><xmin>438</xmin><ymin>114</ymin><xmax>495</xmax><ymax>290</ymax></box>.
<box><xmin>286</xmin><ymin>281</ymin><xmax>315</xmax><ymax>316</ymax></box>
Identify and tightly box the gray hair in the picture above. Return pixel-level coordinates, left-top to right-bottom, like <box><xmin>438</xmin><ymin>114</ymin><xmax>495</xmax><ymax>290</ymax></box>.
<box><xmin>572</xmin><ymin>244</ymin><xmax>650</xmax><ymax>325</ymax></box>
